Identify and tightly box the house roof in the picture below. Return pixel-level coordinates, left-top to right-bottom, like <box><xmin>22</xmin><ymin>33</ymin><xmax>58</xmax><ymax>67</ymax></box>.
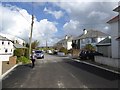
<box><xmin>78</xmin><ymin>30</ymin><xmax>108</xmax><ymax>39</ymax></box>
<box><xmin>113</xmin><ymin>6</ymin><xmax>120</xmax><ymax>12</ymax></box>
<box><xmin>107</xmin><ymin>15</ymin><xmax>119</xmax><ymax>24</ymax></box>
<box><xmin>0</xmin><ymin>35</ymin><xmax>11</xmax><ymax>41</ymax></box>
<box><xmin>116</xmin><ymin>37</ymin><xmax>120</xmax><ymax>40</ymax></box>
<box><xmin>13</xmin><ymin>43</ymin><xmax>26</xmax><ymax>49</ymax></box>
<box><xmin>96</xmin><ymin>37</ymin><xmax>111</xmax><ymax>46</ymax></box>
<box><xmin>56</xmin><ymin>36</ymin><xmax>73</xmax><ymax>44</ymax></box>
<box><xmin>72</xmin><ymin>34</ymin><xmax>83</xmax><ymax>40</ymax></box>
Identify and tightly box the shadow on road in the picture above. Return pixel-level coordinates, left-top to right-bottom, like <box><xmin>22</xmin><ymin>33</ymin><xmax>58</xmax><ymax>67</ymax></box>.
<box><xmin>63</xmin><ymin>58</ymin><xmax>120</xmax><ymax>81</ymax></box>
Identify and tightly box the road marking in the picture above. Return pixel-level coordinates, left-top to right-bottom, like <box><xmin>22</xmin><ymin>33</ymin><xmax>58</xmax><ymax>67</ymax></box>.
<box><xmin>57</xmin><ymin>81</ymin><xmax>65</xmax><ymax>88</ymax></box>
<box><xmin>73</xmin><ymin>59</ymin><xmax>120</xmax><ymax>75</ymax></box>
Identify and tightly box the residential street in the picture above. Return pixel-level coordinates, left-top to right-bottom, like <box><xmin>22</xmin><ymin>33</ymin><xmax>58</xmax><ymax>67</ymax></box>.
<box><xmin>2</xmin><ymin>54</ymin><xmax>119</xmax><ymax>89</ymax></box>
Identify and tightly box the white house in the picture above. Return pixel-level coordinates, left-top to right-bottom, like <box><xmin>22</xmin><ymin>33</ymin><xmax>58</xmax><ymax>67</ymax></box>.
<box><xmin>55</xmin><ymin>35</ymin><xmax>73</xmax><ymax>50</ymax></box>
<box><xmin>73</xmin><ymin>29</ymin><xmax>109</xmax><ymax>50</ymax></box>
<box><xmin>0</xmin><ymin>35</ymin><xmax>14</xmax><ymax>61</ymax></box>
<box><xmin>0</xmin><ymin>33</ymin><xmax>26</xmax><ymax>61</ymax></box>
<box><xmin>107</xmin><ymin>5</ymin><xmax>120</xmax><ymax>59</ymax></box>
<box><xmin>0</xmin><ymin>33</ymin><xmax>25</xmax><ymax>46</ymax></box>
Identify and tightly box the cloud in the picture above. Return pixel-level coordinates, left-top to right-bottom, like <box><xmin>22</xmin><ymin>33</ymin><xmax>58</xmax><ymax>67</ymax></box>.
<box><xmin>44</xmin><ymin>7</ymin><xmax>64</xmax><ymax>19</ymax></box>
<box><xmin>87</xmin><ymin>11</ymin><xmax>109</xmax><ymax>20</ymax></box>
<box><xmin>54</xmin><ymin>1</ymin><xmax>119</xmax><ymax>35</ymax></box>
<box><xmin>0</xmin><ymin>4</ymin><xmax>58</xmax><ymax>46</ymax></box>
<box><xmin>63</xmin><ymin>20</ymin><xmax>81</xmax><ymax>36</ymax></box>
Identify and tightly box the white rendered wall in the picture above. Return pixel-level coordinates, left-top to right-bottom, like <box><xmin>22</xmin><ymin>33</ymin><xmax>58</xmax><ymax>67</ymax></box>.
<box><xmin>0</xmin><ymin>41</ymin><xmax>14</xmax><ymax>61</ymax></box>
<box><xmin>67</xmin><ymin>41</ymin><xmax>72</xmax><ymax>50</ymax></box>
<box><xmin>110</xmin><ymin>22</ymin><xmax>119</xmax><ymax>58</ymax></box>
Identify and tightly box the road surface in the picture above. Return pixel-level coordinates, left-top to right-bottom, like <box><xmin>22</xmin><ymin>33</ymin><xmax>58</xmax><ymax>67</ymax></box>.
<box><xmin>2</xmin><ymin>54</ymin><xmax>119</xmax><ymax>89</ymax></box>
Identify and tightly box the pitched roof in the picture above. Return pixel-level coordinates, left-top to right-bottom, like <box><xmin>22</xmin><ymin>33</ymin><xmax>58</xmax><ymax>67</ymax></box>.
<box><xmin>0</xmin><ymin>35</ymin><xmax>10</xmax><ymax>41</ymax></box>
<box><xmin>96</xmin><ymin>37</ymin><xmax>111</xmax><ymax>46</ymax></box>
<box><xmin>13</xmin><ymin>43</ymin><xmax>26</xmax><ymax>49</ymax></box>
<box><xmin>113</xmin><ymin>6</ymin><xmax>120</xmax><ymax>12</ymax></box>
<box><xmin>116</xmin><ymin>37</ymin><xmax>120</xmax><ymax>40</ymax></box>
<box><xmin>72</xmin><ymin>34</ymin><xmax>83</xmax><ymax>40</ymax></box>
<box><xmin>78</xmin><ymin>30</ymin><xmax>108</xmax><ymax>39</ymax></box>
<box><xmin>107</xmin><ymin>15</ymin><xmax>119</xmax><ymax>24</ymax></box>
<box><xmin>56</xmin><ymin>36</ymin><xmax>73</xmax><ymax>44</ymax></box>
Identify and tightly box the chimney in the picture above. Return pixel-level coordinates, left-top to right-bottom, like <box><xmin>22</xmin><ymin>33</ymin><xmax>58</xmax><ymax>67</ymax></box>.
<box><xmin>83</xmin><ymin>29</ymin><xmax>87</xmax><ymax>34</ymax></box>
<box><xmin>65</xmin><ymin>35</ymin><xmax>68</xmax><ymax>39</ymax></box>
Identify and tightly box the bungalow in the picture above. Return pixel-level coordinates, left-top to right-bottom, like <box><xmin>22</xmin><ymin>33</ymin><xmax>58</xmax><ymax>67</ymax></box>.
<box><xmin>72</xmin><ymin>29</ymin><xmax>109</xmax><ymax>50</ymax></box>
<box><xmin>54</xmin><ymin>35</ymin><xmax>73</xmax><ymax>50</ymax></box>
<box><xmin>107</xmin><ymin>5</ymin><xmax>120</xmax><ymax>59</ymax></box>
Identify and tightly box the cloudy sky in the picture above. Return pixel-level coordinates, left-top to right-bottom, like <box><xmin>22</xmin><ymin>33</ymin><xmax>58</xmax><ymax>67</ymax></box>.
<box><xmin>0</xmin><ymin>0</ymin><xmax>119</xmax><ymax>46</ymax></box>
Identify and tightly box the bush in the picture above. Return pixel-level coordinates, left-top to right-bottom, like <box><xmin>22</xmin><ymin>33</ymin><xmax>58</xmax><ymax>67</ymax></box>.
<box><xmin>84</xmin><ymin>44</ymin><xmax>95</xmax><ymax>51</ymax></box>
<box><xmin>24</xmin><ymin>48</ymin><xmax>29</xmax><ymax>59</ymax></box>
<box><xmin>59</xmin><ymin>47</ymin><xmax>68</xmax><ymax>55</ymax></box>
<box><xmin>14</xmin><ymin>48</ymin><xmax>25</xmax><ymax>57</ymax></box>
<box><xmin>17</xmin><ymin>56</ymin><xmax>30</xmax><ymax>64</ymax></box>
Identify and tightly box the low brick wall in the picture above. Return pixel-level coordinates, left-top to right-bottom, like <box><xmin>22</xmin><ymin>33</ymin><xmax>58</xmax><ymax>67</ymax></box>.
<box><xmin>9</xmin><ymin>56</ymin><xmax>17</xmax><ymax>64</ymax></box>
<box><xmin>95</xmin><ymin>56</ymin><xmax>120</xmax><ymax>68</ymax></box>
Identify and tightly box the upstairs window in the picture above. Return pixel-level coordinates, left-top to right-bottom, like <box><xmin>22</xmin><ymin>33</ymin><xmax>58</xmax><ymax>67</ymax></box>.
<box><xmin>8</xmin><ymin>42</ymin><xmax>10</xmax><ymax>45</ymax></box>
<box><xmin>2</xmin><ymin>41</ymin><xmax>4</xmax><ymax>45</ymax></box>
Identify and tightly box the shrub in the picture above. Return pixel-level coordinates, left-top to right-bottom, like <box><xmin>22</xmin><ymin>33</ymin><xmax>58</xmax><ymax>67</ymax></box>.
<box><xmin>17</xmin><ymin>56</ymin><xmax>30</xmax><ymax>64</ymax></box>
<box><xmin>84</xmin><ymin>44</ymin><xmax>95</xmax><ymax>51</ymax></box>
<box><xmin>14</xmin><ymin>48</ymin><xmax>25</xmax><ymax>57</ymax></box>
<box><xmin>59</xmin><ymin>47</ymin><xmax>68</xmax><ymax>54</ymax></box>
<box><xmin>24</xmin><ymin>48</ymin><xmax>29</xmax><ymax>59</ymax></box>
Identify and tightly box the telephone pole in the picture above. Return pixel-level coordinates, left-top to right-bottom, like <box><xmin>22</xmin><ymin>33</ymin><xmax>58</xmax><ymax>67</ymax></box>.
<box><xmin>29</xmin><ymin>15</ymin><xmax>34</xmax><ymax>59</ymax></box>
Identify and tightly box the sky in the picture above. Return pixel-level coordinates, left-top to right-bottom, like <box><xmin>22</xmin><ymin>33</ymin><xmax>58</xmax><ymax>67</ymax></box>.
<box><xmin>0</xmin><ymin>0</ymin><xmax>119</xmax><ymax>46</ymax></box>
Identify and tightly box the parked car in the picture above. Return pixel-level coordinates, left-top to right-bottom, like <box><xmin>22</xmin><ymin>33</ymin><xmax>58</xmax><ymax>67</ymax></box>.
<box><xmin>79</xmin><ymin>50</ymin><xmax>103</xmax><ymax>60</ymax></box>
<box><xmin>53</xmin><ymin>50</ymin><xmax>58</xmax><ymax>55</ymax></box>
<box><xmin>47</xmin><ymin>50</ymin><xmax>53</xmax><ymax>54</ymax></box>
<box><xmin>34</xmin><ymin>50</ymin><xmax>44</xmax><ymax>59</ymax></box>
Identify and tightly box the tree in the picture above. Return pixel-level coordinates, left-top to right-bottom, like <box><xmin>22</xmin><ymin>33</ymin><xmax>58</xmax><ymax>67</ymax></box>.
<box><xmin>84</xmin><ymin>44</ymin><xmax>95</xmax><ymax>51</ymax></box>
<box><xmin>31</xmin><ymin>40</ymin><xmax>39</xmax><ymax>50</ymax></box>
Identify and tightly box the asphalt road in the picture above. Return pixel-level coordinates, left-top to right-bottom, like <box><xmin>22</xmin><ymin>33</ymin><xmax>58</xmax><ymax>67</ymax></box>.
<box><xmin>2</xmin><ymin>54</ymin><xmax>119</xmax><ymax>89</ymax></box>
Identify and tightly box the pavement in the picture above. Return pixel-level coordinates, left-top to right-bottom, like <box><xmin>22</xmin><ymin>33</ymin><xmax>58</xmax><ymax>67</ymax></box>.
<box><xmin>71</xmin><ymin>58</ymin><xmax>120</xmax><ymax>75</ymax></box>
<box><xmin>2</xmin><ymin>54</ymin><xmax>119</xmax><ymax>89</ymax></box>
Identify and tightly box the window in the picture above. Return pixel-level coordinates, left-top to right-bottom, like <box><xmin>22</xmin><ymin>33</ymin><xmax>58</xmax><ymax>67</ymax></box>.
<box><xmin>91</xmin><ymin>38</ymin><xmax>96</xmax><ymax>43</ymax></box>
<box><xmin>2</xmin><ymin>41</ymin><xmax>4</xmax><ymax>45</ymax></box>
<box><xmin>86</xmin><ymin>38</ymin><xmax>90</xmax><ymax>44</ymax></box>
<box><xmin>8</xmin><ymin>42</ymin><xmax>10</xmax><ymax>45</ymax></box>
<box><xmin>81</xmin><ymin>39</ymin><xmax>85</xmax><ymax>44</ymax></box>
<box><xmin>5</xmin><ymin>49</ymin><xmax>7</xmax><ymax>52</ymax></box>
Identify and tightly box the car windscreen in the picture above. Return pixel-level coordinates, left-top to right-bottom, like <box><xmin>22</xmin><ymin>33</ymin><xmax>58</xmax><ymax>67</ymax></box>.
<box><xmin>35</xmin><ymin>51</ymin><xmax>42</xmax><ymax>53</ymax></box>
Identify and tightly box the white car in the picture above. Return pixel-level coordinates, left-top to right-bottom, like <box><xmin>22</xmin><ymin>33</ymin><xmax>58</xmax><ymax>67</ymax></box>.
<box><xmin>34</xmin><ymin>50</ymin><xmax>44</xmax><ymax>59</ymax></box>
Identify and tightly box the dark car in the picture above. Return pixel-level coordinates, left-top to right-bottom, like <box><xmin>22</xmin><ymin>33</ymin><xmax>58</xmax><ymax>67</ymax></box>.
<box><xmin>79</xmin><ymin>50</ymin><xmax>103</xmax><ymax>60</ymax></box>
<box><xmin>34</xmin><ymin>50</ymin><xmax>44</xmax><ymax>59</ymax></box>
